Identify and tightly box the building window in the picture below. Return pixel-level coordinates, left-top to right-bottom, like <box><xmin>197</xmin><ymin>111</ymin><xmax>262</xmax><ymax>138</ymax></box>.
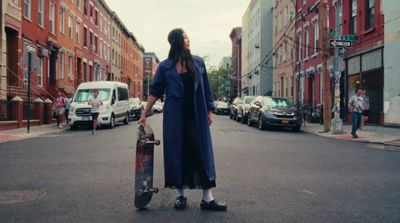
<box><xmin>50</xmin><ymin>2</ymin><xmax>55</xmax><ymax>33</ymax></box>
<box><xmin>68</xmin><ymin>15</ymin><xmax>73</xmax><ymax>39</ymax></box>
<box><xmin>38</xmin><ymin>58</ymin><xmax>43</xmax><ymax>86</ymax></box>
<box><xmin>305</xmin><ymin>27</ymin><xmax>310</xmax><ymax>59</ymax></box>
<box><xmin>94</xmin><ymin>36</ymin><xmax>98</xmax><ymax>53</ymax></box>
<box><xmin>89</xmin><ymin>31</ymin><xmax>93</xmax><ymax>50</ymax></box>
<box><xmin>298</xmin><ymin>31</ymin><xmax>302</xmax><ymax>62</ymax></box>
<box><xmin>38</xmin><ymin>0</ymin><xmax>44</xmax><ymax>27</ymax></box>
<box><xmin>60</xmin><ymin>52</ymin><xmax>65</xmax><ymax>78</ymax></box>
<box><xmin>99</xmin><ymin>41</ymin><xmax>103</xmax><ymax>59</ymax></box>
<box><xmin>60</xmin><ymin>7</ymin><xmax>65</xmax><ymax>34</ymax></box>
<box><xmin>365</xmin><ymin>0</ymin><xmax>375</xmax><ymax>29</ymax></box>
<box><xmin>83</xmin><ymin>27</ymin><xmax>87</xmax><ymax>47</ymax></box>
<box><xmin>68</xmin><ymin>55</ymin><xmax>73</xmax><ymax>79</ymax></box>
<box><xmin>95</xmin><ymin>10</ymin><xmax>98</xmax><ymax>26</ymax></box>
<box><xmin>314</xmin><ymin>20</ymin><xmax>319</xmax><ymax>54</ymax></box>
<box><xmin>76</xmin><ymin>0</ymin><xmax>81</xmax><ymax>10</ymax></box>
<box><xmin>24</xmin><ymin>0</ymin><xmax>32</xmax><ymax>20</ymax></box>
<box><xmin>76</xmin><ymin>22</ymin><xmax>81</xmax><ymax>43</ymax></box>
<box><xmin>350</xmin><ymin>0</ymin><xmax>357</xmax><ymax>34</ymax></box>
<box><xmin>84</xmin><ymin>0</ymin><xmax>88</xmax><ymax>16</ymax></box>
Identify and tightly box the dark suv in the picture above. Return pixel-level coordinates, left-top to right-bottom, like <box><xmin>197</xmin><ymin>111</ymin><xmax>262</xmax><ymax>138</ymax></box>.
<box><xmin>247</xmin><ymin>96</ymin><xmax>302</xmax><ymax>131</ymax></box>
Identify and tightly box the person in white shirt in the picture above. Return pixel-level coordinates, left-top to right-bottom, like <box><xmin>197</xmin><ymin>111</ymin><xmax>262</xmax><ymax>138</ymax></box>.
<box><xmin>88</xmin><ymin>89</ymin><xmax>103</xmax><ymax>135</ymax></box>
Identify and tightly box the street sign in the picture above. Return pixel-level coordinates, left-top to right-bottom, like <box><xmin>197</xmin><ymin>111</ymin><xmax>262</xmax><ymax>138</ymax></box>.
<box><xmin>338</xmin><ymin>35</ymin><xmax>358</xmax><ymax>41</ymax></box>
<box><xmin>330</xmin><ymin>39</ymin><xmax>352</xmax><ymax>48</ymax></box>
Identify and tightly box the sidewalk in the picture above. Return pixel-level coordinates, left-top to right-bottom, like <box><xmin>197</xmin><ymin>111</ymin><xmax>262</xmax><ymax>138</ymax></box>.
<box><xmin>0</xmin><ymin>123</ymin><xmax>67</xmax><ymax>144</ymax></box>
<box><xmin>303</xmin><ymin>122</ymin><xmax>400</xmax><ymax>147</ymax></box>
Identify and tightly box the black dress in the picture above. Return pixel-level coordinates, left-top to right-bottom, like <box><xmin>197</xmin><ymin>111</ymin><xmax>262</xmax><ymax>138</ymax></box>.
<box><xmin>178</xmin><ymin>71</ymin><xmax>216</xmax><ymax>189</ymax></box>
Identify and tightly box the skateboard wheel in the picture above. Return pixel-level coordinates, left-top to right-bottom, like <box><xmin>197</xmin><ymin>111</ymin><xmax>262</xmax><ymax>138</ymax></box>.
<box><xmin>137</xmin><ymin>189</ymin><xmax>143</xmax><ymax>196</ymax></box>
<box><xmin>153</xmin><ymin>188</ymin><xmax>159</xmax><ymax>193</ymax></box>
<box><xmin>155</xmin><ymin>140</ymin><xmax>161</xmax><ymax>145</ymax></box>
<box><xmin>139</xmin><ymin>140</ymin><xmax>146</xmax><ymax>146</ymax></box>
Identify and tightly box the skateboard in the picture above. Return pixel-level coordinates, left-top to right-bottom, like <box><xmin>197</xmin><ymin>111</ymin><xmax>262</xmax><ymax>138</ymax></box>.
<box><xmin>134</xmin><ymin>124</ymin><xmax>160</xmax><ymax>209</ymax></box>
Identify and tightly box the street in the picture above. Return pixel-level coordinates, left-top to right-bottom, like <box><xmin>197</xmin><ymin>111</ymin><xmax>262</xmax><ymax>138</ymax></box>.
<box><xmin>0</xmin><ymin>114</ymin><xmax>399</xmax><ymax>223</ymax></box>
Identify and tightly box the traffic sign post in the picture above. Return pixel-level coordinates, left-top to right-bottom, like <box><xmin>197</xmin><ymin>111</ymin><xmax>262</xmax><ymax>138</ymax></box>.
<box><xmin>330</xmin><ymin>39</ymin><xmax>352</xmax><ymax>48</ymax></box>
<box><xmin>24</xmin><ymin>43</ymin><xmax>36</xmax><ymax>134</ymax></box>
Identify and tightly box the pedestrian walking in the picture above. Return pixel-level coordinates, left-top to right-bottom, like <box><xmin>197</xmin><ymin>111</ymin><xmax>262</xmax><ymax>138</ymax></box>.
<box><xmin>88</xmin><ymin>89</ymin><xmax>103</xmax><ymax>135</ymax></box>
<box><xmin>64</xmin><ymin>93</ymin><xmax>73</xmax><ymax>124</ymax></box>
<box><xmin>138</xmin><ymin>28</ymin><xmax>227</xmax><ymax>211</ymax></box>
<box><xmin>348</xmin><ymin>88</ymin><xmax>364</xmax><ymax>138</ymax></box>
<box><xmin>54</xmin><ymin>92</ymin><xmax>66</xmax><ymax>129</ymax></box>
<box><xmin>360</xmin><ymin>88</ymin><xmax>370</xmax><ymax>130</ymax></box>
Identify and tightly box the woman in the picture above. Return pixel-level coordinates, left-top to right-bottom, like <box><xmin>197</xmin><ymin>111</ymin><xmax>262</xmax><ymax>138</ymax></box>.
<box><xmin>54</xmin><ymin>92</ymin><xmax>66</xmax><ymax>129</ymax></box>
<box><xmin>139</xmin><ymin>28</ymin><xmax>227</xmax><ymax>211</ymax></box>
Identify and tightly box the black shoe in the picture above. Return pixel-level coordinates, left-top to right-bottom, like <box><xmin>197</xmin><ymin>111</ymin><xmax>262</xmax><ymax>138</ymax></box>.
<box><xmin>174</xmin><ymin>196</ymin><xmax>187</xmax><ymax>210</ymax></box>
<box><xmin>352</xmin><ymin>134</ymin><xmax>358</xmax><ymax>139</ymax></box>
<box><xmin>200</xmin><ymin>200</ymin><xmax>227</xmax><ymax>211</ymax></box>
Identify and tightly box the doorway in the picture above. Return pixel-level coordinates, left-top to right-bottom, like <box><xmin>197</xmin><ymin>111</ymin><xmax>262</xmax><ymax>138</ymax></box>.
<box><xmin>49</xmin><ymin>51</ymin><xmax>57</xmax><ymax>86</ymax></box>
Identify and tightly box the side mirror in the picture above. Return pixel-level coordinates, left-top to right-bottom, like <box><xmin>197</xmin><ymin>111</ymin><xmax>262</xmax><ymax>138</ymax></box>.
<box><xmin>255</xmin><ymin>101</ymin><xmax>262</xmax><ymax>107</ymax></box>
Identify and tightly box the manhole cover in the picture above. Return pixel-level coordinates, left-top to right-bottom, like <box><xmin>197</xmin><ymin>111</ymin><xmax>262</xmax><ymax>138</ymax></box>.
<box><xmin>0</xmin><ymin>190</ymin><xmax>46</xmax><ymax>204</ymax></box>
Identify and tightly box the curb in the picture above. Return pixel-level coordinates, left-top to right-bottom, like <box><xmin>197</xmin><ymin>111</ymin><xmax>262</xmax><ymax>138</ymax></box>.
<box><xmin>302</xmin><ymin>128</ymin><xmax>400</xmax><ymax>147</ymax></box>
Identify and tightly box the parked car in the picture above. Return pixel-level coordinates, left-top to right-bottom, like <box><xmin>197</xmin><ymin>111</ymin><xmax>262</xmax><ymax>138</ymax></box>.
<box><xmin>214</xmin><ymin>101</ymin><xmax>230</xmax><ymax>115</ymax></box>
<box><xmin>237</xmin><ymin>96</ymin><xmax>256</xmax><ymax>123</ymax></box>
<box><xmin>153</xmin><ymin>101</ymin><xmax>164</xmax><ymax>113</ymax></box>
<box><xmin>68</xmin><ymin>81</ymin><xmax>130</xmax><ymax>129</ymax></box>
<box><xmin>247</xmin><ymin>96</ymin><xmax>302</xmax><ymax>131</ymax></box>
<box><xmin>141</xmin><ymin>101</ymin><xmax>154</xmax><ymax>116</ymax></box>
<box><xmin>230</xmin><ymin>97</ymin><xmax>242</xmax><ymax>120</ymax></box>
<box><xmin>128</xmin><ymin>97</ymin><xmax>143</xmax><ymax>121</ymax></box>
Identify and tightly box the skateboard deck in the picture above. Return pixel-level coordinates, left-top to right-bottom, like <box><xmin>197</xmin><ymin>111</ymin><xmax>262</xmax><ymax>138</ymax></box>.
<box><xmin>134</xmin><ymin>124</ymin><xmax>160</xmax><ymax>209</ymax></box>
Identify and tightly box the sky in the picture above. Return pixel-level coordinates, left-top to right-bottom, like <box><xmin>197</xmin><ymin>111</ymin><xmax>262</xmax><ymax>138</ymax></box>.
<box><xmin>105</xmin><ymin>0</ymin><xmax>250</xmax><ymax>67</ymax></box>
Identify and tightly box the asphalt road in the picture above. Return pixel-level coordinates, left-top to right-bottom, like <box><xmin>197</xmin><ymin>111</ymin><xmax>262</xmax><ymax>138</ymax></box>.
<box><xmin>0</xmin><ymin>114</ymin><xmax>399</xmax><ymax>223</ymax></box>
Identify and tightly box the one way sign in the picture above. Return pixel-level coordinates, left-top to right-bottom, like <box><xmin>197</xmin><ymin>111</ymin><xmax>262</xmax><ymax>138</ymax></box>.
<box><xmin>330</xmin><ymin>39</ymin><xmax>352</xmax><ymax>48</ymax></box>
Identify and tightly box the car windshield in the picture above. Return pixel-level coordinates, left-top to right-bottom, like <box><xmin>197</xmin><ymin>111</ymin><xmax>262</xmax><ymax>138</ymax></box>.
<box><xmin>263</xmin><ymin>98</ymin><xmax>292</xmax><ymax>107</ymax></box>
<box><xmin>216</xmin><ymin>101</ymin><xmax>228</xmax><ymax>106</ymax></box>
<box><xmin>74</xmin><ymin>89</ymin><xmax>111</xmax><ymax>102</ymax></box>
<box><xmin>244</xmin><ymin>97</ymin><xmax>255</xmax><ymax>104</ymax></box>
<box><xmin>129</xmin><ymin>98</ymin><xmax>140</xmax><ymax>105</ymax></box>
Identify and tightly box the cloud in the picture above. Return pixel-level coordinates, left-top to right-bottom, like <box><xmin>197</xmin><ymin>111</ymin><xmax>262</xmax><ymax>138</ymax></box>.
<box><xmin>105</xmin><ymin>0</ymin><xmax>249</xmax><ymax>66</ymax></box>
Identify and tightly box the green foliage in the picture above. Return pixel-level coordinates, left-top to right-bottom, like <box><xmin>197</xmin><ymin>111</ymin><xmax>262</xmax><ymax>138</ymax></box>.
<box><xmin>208</xmin><ymin>67</ymin><xmax>232</xmax><ymax>99</ymax></box>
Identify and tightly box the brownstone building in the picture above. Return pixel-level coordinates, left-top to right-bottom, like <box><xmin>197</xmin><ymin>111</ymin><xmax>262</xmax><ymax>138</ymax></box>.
<box><xmin>229</xmin><ymin>27</ymin><xmax>242</xmax><ymax>98</ymax></box>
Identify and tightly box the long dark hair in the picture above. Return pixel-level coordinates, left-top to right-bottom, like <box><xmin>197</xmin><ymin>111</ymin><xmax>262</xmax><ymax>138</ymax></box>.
<box><xmin>167</xmin><ymin>28</ymin><xmax>197</xmax><ymax>79</ymax></box>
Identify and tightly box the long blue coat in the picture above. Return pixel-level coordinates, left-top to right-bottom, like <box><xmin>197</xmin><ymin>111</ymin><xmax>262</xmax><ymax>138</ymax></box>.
<box><xmin>150</xmin><ymin>56</ymin><xmax>216</xmax><ymax>186</ymax></box>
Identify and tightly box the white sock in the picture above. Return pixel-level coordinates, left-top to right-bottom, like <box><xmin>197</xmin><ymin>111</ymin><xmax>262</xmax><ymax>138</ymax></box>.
<box><xmin>202</xmin><ymin>189</ymin><xmax>214</xmax><ymax>202</ymax></box>
<box><xmin>176</xmin><ymin>189</ymin><xmax>186</xmax><ymax>197</ymax></box>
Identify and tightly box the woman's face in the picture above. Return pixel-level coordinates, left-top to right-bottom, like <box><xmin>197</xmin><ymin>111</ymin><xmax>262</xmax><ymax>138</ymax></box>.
<box><xmin>183</xmin><ymin>32</ymin><xmax>190</xmax><ymax>50</ymax></box>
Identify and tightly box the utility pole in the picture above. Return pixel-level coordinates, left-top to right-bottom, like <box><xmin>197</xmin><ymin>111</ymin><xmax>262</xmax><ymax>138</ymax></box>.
<box><xmin>320</xmin><ymin>0</ymin><xmax>332</xmax><ymax>132</ymax></box>
<box><xmin>331</xmin><ymin>0</ymin><xmax>344</xmax><ymax>134</ymax></box>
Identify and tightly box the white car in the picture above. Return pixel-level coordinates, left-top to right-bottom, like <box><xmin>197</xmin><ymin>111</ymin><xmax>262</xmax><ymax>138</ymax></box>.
<box><xmin>68</xmin><ymin>81</ymin><xmax>130</xmax><ymax>129</ymax></box>
<box><xmin>153</xmin><ymin>101</ymin><xmax>164</xmax><ymax>113</ymax></box>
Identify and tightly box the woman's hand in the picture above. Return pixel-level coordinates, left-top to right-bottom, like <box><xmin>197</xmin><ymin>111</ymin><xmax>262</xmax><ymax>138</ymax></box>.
<box><xmin>138</xmin><ymin>114</ymin><xmax>146</xmax><ymax>127</ymax></box>
<box><xmin>208</xmin><ymin>112</ymin><xmax>213</xmax><ymax>126</ymax></box>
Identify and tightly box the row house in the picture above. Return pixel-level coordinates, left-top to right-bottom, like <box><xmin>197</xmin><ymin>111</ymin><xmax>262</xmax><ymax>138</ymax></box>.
<box><xmin>341</xmin><ymin>0</ymin><xmax>384</xmax><ymax>124</ymax></box>
<box><xmin>143</xmin><ymin>52</ymin><xmax>159</xmax><ymax>100</ymax></box>
<box><xmin>130</xmin><ymin>35</ymin><xmax>144</xmax><ymax>99</ymax></box>
<box><xmin>294</xmin><ymin>0</ymin><xmax>330</xmax><ymax>111</ymax></box>
<box><xmin>272</xmin><ymin>0</ymin><xmax>295</xmax><ymax>100</ymax></box>
<box><xmin>241</xmin><ymin>0</ymin><xmax>274</xmax><ymax>96</ymax></box>
<box><xmin>1</xmin><ymin>0</ymin><xmax>22</xmax><ymax>121</ymax></box>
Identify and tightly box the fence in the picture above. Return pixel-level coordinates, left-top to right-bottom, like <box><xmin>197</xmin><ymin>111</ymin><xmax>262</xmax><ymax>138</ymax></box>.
<box><xmin>0</xmin><ymin>99</ymin><xmax>13</xmax><ymax>121</ymax></box>
<box><xmin>22</xmin><ymin>101</ymin><xmax>37</xmax><ymax>120</ymax></box>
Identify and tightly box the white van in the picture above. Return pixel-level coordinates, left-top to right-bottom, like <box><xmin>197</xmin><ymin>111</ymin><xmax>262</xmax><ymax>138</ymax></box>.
<box><xmin>68</xmin><ymin>81</ymin><xmax>130</xmax><ymax>129</ymax></box>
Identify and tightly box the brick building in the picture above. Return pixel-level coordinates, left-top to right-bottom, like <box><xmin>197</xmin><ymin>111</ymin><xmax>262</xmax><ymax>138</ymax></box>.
<box><xmin>229</xmin><ymin>27</ymin><xmax>242</xmax><ymax>98</ymax></box>
<box><xmin>143</xmin><ymin>52</ymin><xmax>159</xmax><ymax>99</ymax></box>
<box><xmin>272</xmin><ymin>0</ymin><xmax>295</xmax><ymax>100</ymax></box>
<box><xmin>342</xmin><ymin>0</ymin><xmax>384</xmax><ymax>124</ymax></box>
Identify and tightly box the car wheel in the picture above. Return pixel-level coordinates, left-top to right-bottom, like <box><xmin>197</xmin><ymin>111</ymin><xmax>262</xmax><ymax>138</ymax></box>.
<box><xmin>241</xmin><ymin>113</ymin><xmax>247</xmax><ymax>124</ymax></box>
<box><xmin>70</xmin><ymin>124</ymin><xmax>77</xmax><ymax>130</ymax></box>
<box><xmin>109</xmin><ymin>115</ymin><xmax>115</xmax><ymax>129</ymax></box>
<box><xmin>123</xmin><ymin>112</ymin><xmax>129</xmax><ymax>125</ymax></box>
<box><xmin>258</xmin><ymin>116</ymin><xmax>264</xmax><ymax>130</ymax></box>
<box><xmin>247</xmin><ymin>115</ymin><xmax>252</xmax><ymax>126</ymax></box>
<box><xmin>293</xmin><ymin>125</ymin><xmax>301</xmax><ymax>132</ymax></box>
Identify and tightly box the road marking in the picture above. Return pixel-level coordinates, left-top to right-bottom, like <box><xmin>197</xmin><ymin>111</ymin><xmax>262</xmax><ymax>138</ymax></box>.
<box><xmin>302</xmin><ymin>189</ymin><xmax>317</xmax><ymax>196</ymax></box>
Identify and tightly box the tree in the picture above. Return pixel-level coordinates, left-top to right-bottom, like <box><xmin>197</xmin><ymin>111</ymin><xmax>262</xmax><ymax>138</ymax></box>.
<box><xmin>208</xmin><ymin>67</ymin><xmax>231</xmax><ymax>100</ymax></box>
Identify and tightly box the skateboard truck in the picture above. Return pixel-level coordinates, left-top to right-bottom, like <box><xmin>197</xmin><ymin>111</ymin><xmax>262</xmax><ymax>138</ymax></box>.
<box><xmin>139</xmin><ymin>139</ymin><xmax>161</xmax><ymax>146</ymax></box>
<box><xmin>137</xmin><ymin>187</ymin><xmax>159</xmax><ymax>196</ymax></box>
